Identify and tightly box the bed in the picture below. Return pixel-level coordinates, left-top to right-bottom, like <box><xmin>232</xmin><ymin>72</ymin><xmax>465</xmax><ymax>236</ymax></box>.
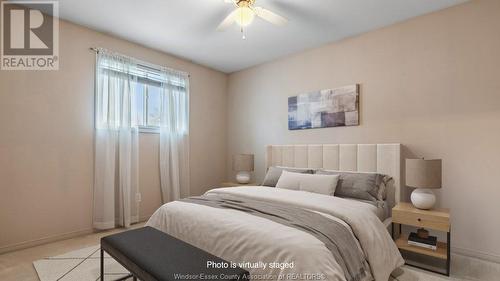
<box><xmin>147</xmin><ymin>144</ymin><xmax>404</xmax><ymax>281</ymax></box>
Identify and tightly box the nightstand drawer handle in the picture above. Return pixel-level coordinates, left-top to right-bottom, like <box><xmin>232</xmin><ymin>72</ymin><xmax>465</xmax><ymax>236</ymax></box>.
<box><xmin>417</xmin><ymin>218</ymin><xmax>421</xmax><ymax>222</ymax></box>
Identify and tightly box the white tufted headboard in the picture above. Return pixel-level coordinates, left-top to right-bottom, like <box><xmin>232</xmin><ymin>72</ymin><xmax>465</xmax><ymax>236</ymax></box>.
<box><xmin>265</xmin><ymin>144</ymin><xmax>402</xmax><ymax>207</ymax></box>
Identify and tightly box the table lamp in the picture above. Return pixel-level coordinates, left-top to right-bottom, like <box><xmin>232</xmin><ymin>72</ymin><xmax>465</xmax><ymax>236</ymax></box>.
<box><xmin>406</xmin><ymin>158</ymin><xmax>442</xmax><ymax>210</ymax></box>
<box><xmin>233</xmin><ymin>154</ymin><xmax>254</xmax><ymax>184</ymax></box>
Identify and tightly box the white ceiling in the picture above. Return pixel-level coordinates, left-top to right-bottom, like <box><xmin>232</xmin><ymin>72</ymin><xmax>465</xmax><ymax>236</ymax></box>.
<box><xmin>49</xmin><ymin>0</ymin><xmax>467</xmax><ymax>73</ymax></box>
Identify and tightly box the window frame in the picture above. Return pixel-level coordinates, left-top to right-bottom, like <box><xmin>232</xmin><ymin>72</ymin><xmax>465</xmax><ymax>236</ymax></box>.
<box><xmin>135</xmin><ymin>78</ymin><xmax>187</xmax><ymax>134</ymax></box>
<box><xmin>137</xmin><ymin>83</ymin><xmax>161</xmax><ymax>134</ymax></box>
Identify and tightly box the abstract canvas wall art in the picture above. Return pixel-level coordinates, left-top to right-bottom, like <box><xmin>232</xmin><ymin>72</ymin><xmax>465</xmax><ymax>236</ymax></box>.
<box><xmin>288</xmin><ymin>84</ymin><xmax>359</xmax><ymax>130</ymax></box>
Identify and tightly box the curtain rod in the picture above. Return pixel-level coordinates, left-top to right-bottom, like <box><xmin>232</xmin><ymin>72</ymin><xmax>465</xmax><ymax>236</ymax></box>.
<box><xmin>89</xmin><ymin>47</ymin><xmax>190</xmax><ymax>77</ymax></box>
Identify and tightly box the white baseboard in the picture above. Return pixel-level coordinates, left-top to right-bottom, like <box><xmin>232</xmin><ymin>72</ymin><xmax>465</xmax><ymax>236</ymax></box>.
<box><xmin>0</xmin><ymin>214</ymin><xmax>154</xmax><ymax>255</ymax></box>
<box><xmin>452</xmin><ymin>246</ymin><xmax>500</xmax><ymax>264</ymax></box>
<box><xmin>0</xmin><ymin>228</ymin><xmax>93</xmax><ymax>255</ymax></box>
<box><xmin>139</xmin><ymin>215</ymin><xmax>152</xmax><ymax>222</ymax></box>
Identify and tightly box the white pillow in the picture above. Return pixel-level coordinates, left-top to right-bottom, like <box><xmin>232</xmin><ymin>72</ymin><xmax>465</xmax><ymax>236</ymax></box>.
<box><xmin>275</xmin><ymin>171</ymin><xmax>339</xmax><ymax>195</ymax></box>
<box><xmin>299</xmin><ymin>174</ymin><xmax>340</xmax><ymax>195</ymax></box>
<box><xmin>275</xmin><ymin>170</ymin><xmax>301</xmax><ymax>190</ymax></box>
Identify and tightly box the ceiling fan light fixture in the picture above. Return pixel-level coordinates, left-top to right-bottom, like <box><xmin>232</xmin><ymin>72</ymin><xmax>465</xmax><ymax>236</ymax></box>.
<box><xmin>234</xmin><ymin>6</ymin><xmax>255</xmax><ymax>27</ymax></box>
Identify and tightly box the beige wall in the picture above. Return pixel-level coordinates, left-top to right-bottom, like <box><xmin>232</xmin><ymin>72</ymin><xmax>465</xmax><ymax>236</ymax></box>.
<box><xmin>0</xmin><ymin>19</ymin><xmax>227</xmax><ymax>251</ymax></box>
<box><xmin>227</xmin><ymin>0</ymin><xmax>500</xmax><ymax>260</ymax></box>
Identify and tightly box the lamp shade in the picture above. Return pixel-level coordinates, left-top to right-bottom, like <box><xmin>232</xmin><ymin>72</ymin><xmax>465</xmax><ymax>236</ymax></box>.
<box><xmin>406</xmin><ymin>159</ymin><xmax>442</xmax><ymax>189</ymax></box>
<box><xmin>232</xmin><ymin>154</ymin><xmax>254</xmax><ymax>172</ymax></box>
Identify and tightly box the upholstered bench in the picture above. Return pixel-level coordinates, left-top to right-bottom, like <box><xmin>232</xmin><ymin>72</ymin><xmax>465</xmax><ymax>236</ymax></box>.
<box><xmin>101</xmin><ymin>226</ymin><xmax>249</xmax><ymax>281</ymax></box>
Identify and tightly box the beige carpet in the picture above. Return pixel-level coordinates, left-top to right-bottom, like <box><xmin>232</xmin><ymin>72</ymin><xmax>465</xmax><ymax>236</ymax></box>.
<box><xmin>34</xmin><ymin>245</ymin><xmax>498</xmax><ymax>281</ymax></box>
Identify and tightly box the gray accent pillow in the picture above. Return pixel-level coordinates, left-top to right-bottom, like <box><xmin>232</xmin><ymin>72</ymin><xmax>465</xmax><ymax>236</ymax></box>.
<box><xmin>315</xmin><ymin>170</ymin><xmax>391</xmax><ymax>202</ymax></box>
<box><xmin>262</xmin><ymin>166</ymin><xmax>314</xmax><ymax>187</ymax></box>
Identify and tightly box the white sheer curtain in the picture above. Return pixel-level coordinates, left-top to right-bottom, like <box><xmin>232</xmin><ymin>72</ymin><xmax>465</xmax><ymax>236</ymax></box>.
<box><xmin>159</xmin><ymin>70</ymin><xmax>190</xmax><ymax>203</ymax></box>
<box><xmin>93</xmin><ymin>50</ymin><xmax>139</xmax><ymax>230</ymax></box>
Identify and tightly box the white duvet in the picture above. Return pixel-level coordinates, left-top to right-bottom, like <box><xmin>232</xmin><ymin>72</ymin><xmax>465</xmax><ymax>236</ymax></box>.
<box><xmin>147</xmin><ymin>186</ymin><xmax>404</xmax><ymax>281</ymax></box>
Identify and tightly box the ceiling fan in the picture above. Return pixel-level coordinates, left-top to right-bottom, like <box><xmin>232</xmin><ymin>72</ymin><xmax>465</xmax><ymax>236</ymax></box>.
<box><xmin>217</xmin><ymin>0</ymin><xmax>288</xmax><ymax>38</ymax></box>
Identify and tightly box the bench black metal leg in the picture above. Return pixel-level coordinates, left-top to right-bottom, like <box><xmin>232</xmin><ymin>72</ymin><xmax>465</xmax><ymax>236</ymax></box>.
<box><xmin>100</xmin><ymin>248</ymin><xmax>104</xmax><ymax>281</ymax></box>
<box><xmin>133</xmin><ymin>276</ymin><xmax>137</xmax><ymax>281</ymax></box>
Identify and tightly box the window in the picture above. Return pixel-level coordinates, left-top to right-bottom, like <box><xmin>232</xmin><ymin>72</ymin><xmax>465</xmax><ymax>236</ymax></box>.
<box><xmin>98</xmin><ymin>59</ymin><xmax>187</xmax><ymax>133</ymax></box>
<box><xmin>135</xmin><ymin>83</ymin><xmax>162</xmax><ymax>131</ymax></box>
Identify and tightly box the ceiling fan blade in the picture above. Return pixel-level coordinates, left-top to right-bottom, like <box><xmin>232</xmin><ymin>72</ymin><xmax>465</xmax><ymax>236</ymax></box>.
<box><xmin>224</xmin><ymin>0</ymin><xmax>238</xmax><ymax>7</ymax></box>
<box><xmin>253</xmin><ymin>7</ymin><xmax>288</xmax><ymax>26</ymax></box>
<box><xmin>217</xmin><ymin>9</ymin><xmax>238</xmax><ymax>31</ymax></box>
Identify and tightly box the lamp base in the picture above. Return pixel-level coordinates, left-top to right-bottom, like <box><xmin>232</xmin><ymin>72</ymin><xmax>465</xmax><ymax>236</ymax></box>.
<box><xmin>235</xmin><ymin>171</ymin><xmax>251</xmax><ymax>184</ymax></box>
<box><xmin>411</xmin><ymin>188</ymin><xmax>436</xmax><ymax>210</ymax></box>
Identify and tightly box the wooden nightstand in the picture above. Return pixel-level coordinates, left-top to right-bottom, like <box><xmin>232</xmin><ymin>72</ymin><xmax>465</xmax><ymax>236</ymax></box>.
<box><xmin>392</xmin><ymin>202</ymin><xmax>451</xmax><ymax>276</ymax></box>
<box><xmin>220</xmin><ymin>182</ymin><xmax>257</xmax><ymax>187</ymax></box>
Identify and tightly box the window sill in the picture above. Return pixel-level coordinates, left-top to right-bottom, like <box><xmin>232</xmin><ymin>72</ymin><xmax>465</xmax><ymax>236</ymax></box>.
<box><xmin>139</xmin><ymin>126</ymin><xmax>160</xmax><ymax>134</ymax></box>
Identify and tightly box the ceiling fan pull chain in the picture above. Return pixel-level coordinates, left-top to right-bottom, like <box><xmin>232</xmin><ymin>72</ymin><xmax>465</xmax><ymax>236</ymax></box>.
<box><xmin>241</xmin><ymin>26</ymin><xmax>246</xmax><ymax>40</ymax></box>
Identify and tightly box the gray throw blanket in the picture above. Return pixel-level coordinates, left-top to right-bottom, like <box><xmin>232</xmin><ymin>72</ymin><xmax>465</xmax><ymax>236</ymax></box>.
<box><xmin>181</xmin><ymin>194</ymin><xmax>371</xmax><ymax>281</ymax></box>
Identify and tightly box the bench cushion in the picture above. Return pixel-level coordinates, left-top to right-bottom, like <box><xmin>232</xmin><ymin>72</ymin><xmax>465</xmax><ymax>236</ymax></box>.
<box><xmin>101</xmin><ymin>226</ymin><xmax>249</xmax><ymax>281</ymax></box>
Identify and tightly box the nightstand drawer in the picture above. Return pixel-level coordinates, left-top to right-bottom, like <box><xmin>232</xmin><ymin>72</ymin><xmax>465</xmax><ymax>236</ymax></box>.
<box><xmin>393</xmin><ymin>208</ymin><xmax>450</xmax><ymax>232</ymax></box>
